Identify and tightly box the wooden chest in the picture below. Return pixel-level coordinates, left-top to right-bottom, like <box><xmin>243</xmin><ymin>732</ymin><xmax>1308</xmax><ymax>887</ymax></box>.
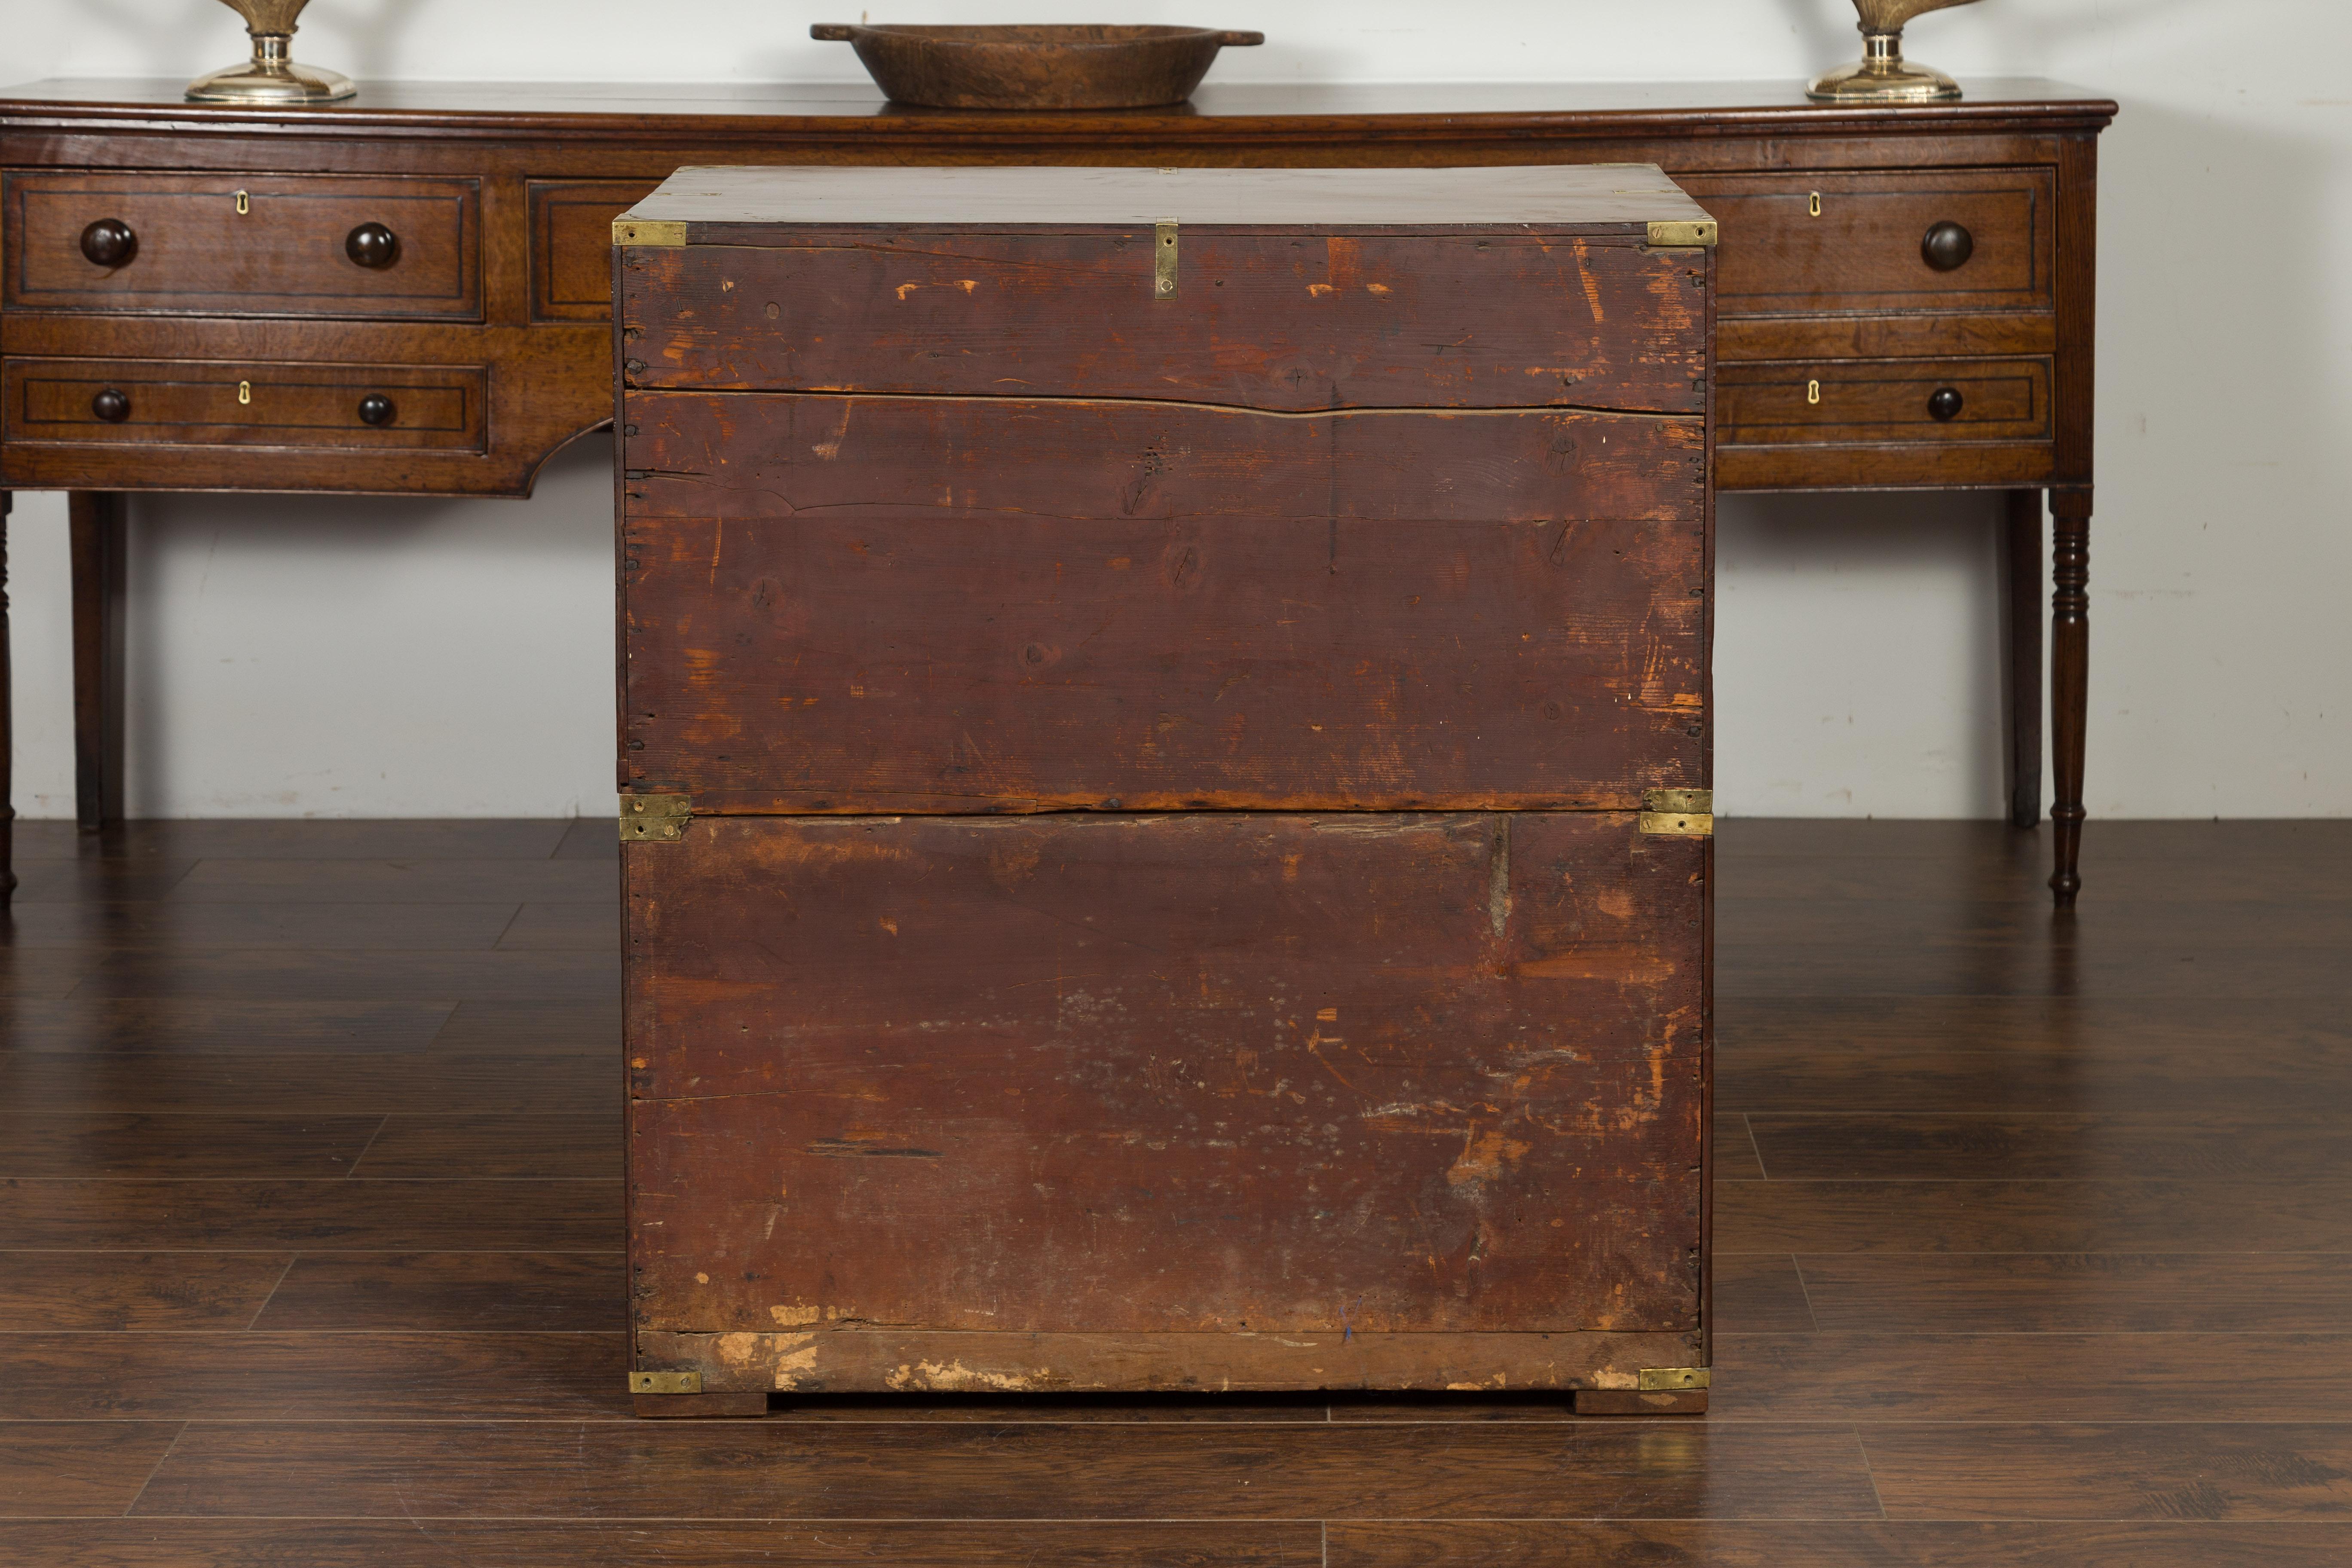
<box><xmin>615</xmin><ymin>165</ymin><xmax>1717</xmax><ymax>1413</ymax></box>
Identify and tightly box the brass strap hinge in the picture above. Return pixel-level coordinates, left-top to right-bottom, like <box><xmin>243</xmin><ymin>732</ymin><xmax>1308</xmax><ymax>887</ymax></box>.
<box><xmin>1638</xmin><ymin>1366</ymin><xmax>1711</xmax><ymax>1391</ymax></box>
<box><xmin>1640</xmin><ymin>788</ymin><xmax>1714</xmax><ymax>837</ymax></box>
<box><xmin>1154</xmin><ymin>220</ymin><xmax>1178</xmax><ymax>300</ymax></box>
<box><xmin>620</xmin><ymin>793</ymin><xmax>692</xmax><ymax>842</ymax></box>
<box><xmin>613</xmin><ymin>218</ymin><xmax>688</xmax><ymax>248</ymax></box>
<box><xmin>1646</xmin><ymin>219</ymin><xmax>1718</xmax><ymax>248</ymax></box>
<box><xmin>629</xmin><ymin>1370</ymin><xmax>702</xmax><ymax>1394</ymax></box>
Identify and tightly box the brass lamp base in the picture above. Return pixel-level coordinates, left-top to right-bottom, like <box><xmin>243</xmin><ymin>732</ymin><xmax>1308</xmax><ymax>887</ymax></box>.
<box><xmin>1808</xmin><ymin>29</ymin><xmax>1961</xmax><ymax>103</ymax></box>
<box><xmin>187</xmin><ymin>32</ymin><xmax>355</xmax><ymax>104</ymax></box>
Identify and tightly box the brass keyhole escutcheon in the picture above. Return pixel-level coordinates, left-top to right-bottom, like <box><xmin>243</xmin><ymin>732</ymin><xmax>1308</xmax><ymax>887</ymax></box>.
<box><xmin>238</xmin><ymin>380</ymin><xmax>251</xmax><ymax>406</ymax></box>
<box><xmin>1807</xmin><ymin>379</ymin><xmax>1822</xmax><ymax>406</ymax></box>
<box><xmin>234</xmin><ymin>189</ymin><xmax>249</xmax><ymax>215</ymax></box>
<box><xmin>1809</xmin><ymin>191</ymin><xmax>1822</xmax><ymax>218</ymax></box>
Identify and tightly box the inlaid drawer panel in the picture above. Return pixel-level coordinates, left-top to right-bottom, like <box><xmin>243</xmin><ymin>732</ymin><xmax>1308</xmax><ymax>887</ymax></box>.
<box><xmin>1676</xmin><ymin>168</ymin><xmax>2052</xmax><ymax>318</ymax></box>
<box><xmin>529</xmin><ymin>177</ymin><xmax>661</xmax><ymax>322</ymax></box>
<box><xmin>3</xmin><ymin>172</ymin><xmax>480</xmax><ymax>319</ymax></box>
<box><xmin>5</xmin><ymin>357</ymin><xmax>487</xmax><ymax>451</ymax></box>
<box><xmin>1719</xmin><ymin>357</ymin><xmax>2051</xmax><ymax>446</ymax></box>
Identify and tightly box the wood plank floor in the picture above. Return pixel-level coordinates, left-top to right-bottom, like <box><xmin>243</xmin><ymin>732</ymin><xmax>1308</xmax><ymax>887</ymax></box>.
<box><xmin>3</xmin><ymin>816</ymin><xmax>2348</xmax><ymax>1566</ymax></box>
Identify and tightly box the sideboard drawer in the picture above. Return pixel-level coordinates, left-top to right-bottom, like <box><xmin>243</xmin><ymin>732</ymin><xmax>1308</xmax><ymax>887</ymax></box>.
<box><xmin>1678</xmin><ymin>168</ymin><xmax>2052</xmax><ymax>318</ymax></box>
<box><xmin>1719</xmin><ymin>356</ymin><xmax>2052</xmax><ymax>445</ymax></box>
<box><xmin>3</xmin><ymin>172</ymin><xmax>481</xmax><ymax>319</ymax></box>
<box><xmin>4</xmin><ymin>357</ymin><xmax>487</xmax><ymax>451</ymax></box>
<box><xmin>529</xmin><ymin>178</ymin><xmax>661</xmax><ymax>322</ymax></box>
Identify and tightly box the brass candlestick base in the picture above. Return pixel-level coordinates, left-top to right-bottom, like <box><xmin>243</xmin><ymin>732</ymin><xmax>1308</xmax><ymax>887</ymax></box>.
<box><xmin>187</xmin><ymin>0</ymin><xmax>355</xmax><ymax>104</ymax></box>
<box><xmin>1808</xmin><ymin>0</ymin><xmax>1978</xmax><ymax>103</ymax></box>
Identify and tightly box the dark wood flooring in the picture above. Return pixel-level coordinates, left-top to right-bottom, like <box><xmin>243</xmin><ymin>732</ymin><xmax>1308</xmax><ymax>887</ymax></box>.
<box><xmin>3</xmin><ymin>815</ymin><xmax>2348</xmax><ymax>1565</ymax></box>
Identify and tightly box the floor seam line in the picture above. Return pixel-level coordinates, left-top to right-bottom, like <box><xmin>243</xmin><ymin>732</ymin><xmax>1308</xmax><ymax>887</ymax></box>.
<box><xmin>242</xmin><ymin>1256</ymin><xmax>303</xmax><ymax>1331</ymax></box>
<box><xmin>1789</xmin><ymin>1256</ymin><xmax>1823</xmax><ymax>1334</ymax></box>
<box><xmin>340</xmin><ymin>1114</ymin><xmax>394</xmax><ymax>1180</ymax></box>
<box><xmin>489</xmin><ymin>902</ymin><xmax>530</xmax><ymax>950</ymax></box>
<box><xmin>116</xmin><ymin>1419</ymin><xmax>190</xmax><ymax>1519</ymax></box>
<box><xmin>1852</xmin><ymin>1427</ymin><xmax>1892</xmax><ymax>1522</ymax></box>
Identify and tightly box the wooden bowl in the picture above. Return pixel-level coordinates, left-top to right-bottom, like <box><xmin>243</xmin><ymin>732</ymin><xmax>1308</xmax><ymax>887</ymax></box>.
<box><xmin>810</xmin><ymin>24</ymin><xmax>1265</xmax><ymax>111</ymax></box>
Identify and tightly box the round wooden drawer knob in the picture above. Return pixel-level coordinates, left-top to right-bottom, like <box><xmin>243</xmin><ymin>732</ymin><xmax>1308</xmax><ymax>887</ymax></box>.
<box><xmin>346</xmin><ymin>223</ymin><xmax>400</xmax><ymax>268</ymax></box>
<box><xmin>80</xmin><ymin>217</ymin><xmax>138</xmax><ymax>267</ymax></box>
<box><xmin>1922</xmin><ymin>220</ymin><xmax>1974</xmax><ymax>272</ymax></box>
<box><xmin>1928</xmin><ymin>387</ymin><xmax>1965</xmax><ymax>422</ymax></box>
<box><xmin>91</xmin><ymin>387</ymin><xmax>132</xmax><ymax>423</ymax></box>
<box><xmin>357</xmin><ymin>393</ymin><xmax>397</xmax><ymax>427</ymax></box>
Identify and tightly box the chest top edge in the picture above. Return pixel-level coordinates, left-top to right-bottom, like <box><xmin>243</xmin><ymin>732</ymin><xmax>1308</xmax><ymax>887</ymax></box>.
<box><xmin>618</xmin><ymin>162</ymin><xmax>1716</xmax><ymax>236</ymax></box>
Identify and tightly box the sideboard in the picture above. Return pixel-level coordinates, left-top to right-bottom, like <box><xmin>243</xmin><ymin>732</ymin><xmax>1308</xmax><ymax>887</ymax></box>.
<box><xmin>0</xmin><ymin>78</ymin><xmax>2114</xmax><ymax>906</ymax></box>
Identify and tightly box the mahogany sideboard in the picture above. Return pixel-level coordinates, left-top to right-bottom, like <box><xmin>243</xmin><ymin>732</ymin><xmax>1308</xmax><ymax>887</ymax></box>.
<box><xmin>0</xmin><ymin>78</ymin><xmax>2114</xmax><ymax>906</ymax></box>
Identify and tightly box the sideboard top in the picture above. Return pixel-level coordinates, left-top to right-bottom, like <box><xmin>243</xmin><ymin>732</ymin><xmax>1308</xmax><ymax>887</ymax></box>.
<box><xmin>0</xmin><ymin>77</ymin><xmax>2118</xmax><ymax>142</ymax></box>
<box><xmin>624</xmin><ymin>163</ymin><xmax>1717</xmax><ymax>234</ymax></box>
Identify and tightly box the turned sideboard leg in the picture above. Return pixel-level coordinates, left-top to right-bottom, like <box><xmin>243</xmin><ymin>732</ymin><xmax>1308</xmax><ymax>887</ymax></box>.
<box><xmin>1</xmin><ymin>492</ymin><xmax>15</xmax><ymax>905</ymax></box>
<box><xmin>1999</xmin><ymin>489</ymin><xmax>2045</xmax><ymax>830</ymax></box>
<box><xmin>2048</xmin><ymin>487</ymin><xmax>2092</xmax><ymax>907</ymax></box>
<box><xmin>68</xmin><ymin>491</ymin><xmax>127</xmax><ymax>834</ymax></box>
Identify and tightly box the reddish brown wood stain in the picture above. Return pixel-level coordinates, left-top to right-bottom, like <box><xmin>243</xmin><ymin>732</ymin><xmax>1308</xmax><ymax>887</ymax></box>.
<box><xmin>623</xmin><ymin>395</ymin><xmax>1705</xmax><ymax>523</ymax></box>
<box><xmin>622</xmin><ymin>396</ymin><xmax>1705</xmax><ymax>813</ymax></box>
<box><xmin>628</xmin><ymin>815</ymin><xmax>1704</xmax><ymax>1354</ymax></box>
<box><xmin>621</xmin><ymin>233</ymin><xmax>1708</xmax><ymax>412</ymax></box>
<box><xmin>619</xmin><ymin>167</ymin><xmax>1715</xmax><ymax>1401</ymax></box>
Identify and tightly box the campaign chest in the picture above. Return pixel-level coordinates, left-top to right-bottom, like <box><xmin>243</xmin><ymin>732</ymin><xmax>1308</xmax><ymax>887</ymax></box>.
<box><xmin>614</xmin><ymin>164</ymin><xmax>1717</xmax><ymax>1412</ymax></box>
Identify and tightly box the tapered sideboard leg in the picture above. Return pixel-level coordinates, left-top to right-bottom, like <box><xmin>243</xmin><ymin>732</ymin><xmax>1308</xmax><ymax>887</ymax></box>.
<box><xmin>1</xmin><ymin>492</ymin><xmax>15</xmax><ymax>905</ymax></box>
<box><xmin>2000</xmin><ymin>489</ymin><xmax>2045</xmax><ymax>829</ymax></box>
<box><xmin>2048</xmin><ymin>487</ymin><xmax>2092</xmax><ymax>907</ymax></box>
<box><xmin>68</xmin><ymin>491</ymin><xmax>127</xmax><ymax>834</ymax></box>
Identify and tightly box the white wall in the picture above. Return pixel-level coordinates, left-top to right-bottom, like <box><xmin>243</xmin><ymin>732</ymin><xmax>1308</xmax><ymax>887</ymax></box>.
<box><xmin>5</xmin><ymin>0</ymin><xmax>2347</xmax><ymax>819</ymax></box>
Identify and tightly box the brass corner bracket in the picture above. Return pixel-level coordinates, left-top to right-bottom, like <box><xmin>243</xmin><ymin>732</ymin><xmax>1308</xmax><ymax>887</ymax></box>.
<box><xmin>1646</xmin><ymin>220</ymin><xmax>1718</xmax><ymax>248</ymax></box>
<box><xmin>613</xmin><ymin>219</ymin><xmax>689</xmax><ymax>248</ymax></box>
<box><xmin>629</xmin><ymin>1370</ymin><xmax>703</xmax><ymax>1394</ymax></box>
<box><xmin>620</xmin><ymin>793</ymin><xmax>692</xmax><ymax>842</ymax></box>
<box><xmin>1638</xmin><ymin>1366</ymin><xmax>1712</xmax><ymax>1391</ymax></box>
<box><xmin>1640</xmin><ymin>788</ymin><xmax>1714</xmax><ymax>837</ymax></box>
<box><xmin>1154</xmin><ymin>220</ymin><xmax>1179</xmax><ymax>299</ymax></box>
